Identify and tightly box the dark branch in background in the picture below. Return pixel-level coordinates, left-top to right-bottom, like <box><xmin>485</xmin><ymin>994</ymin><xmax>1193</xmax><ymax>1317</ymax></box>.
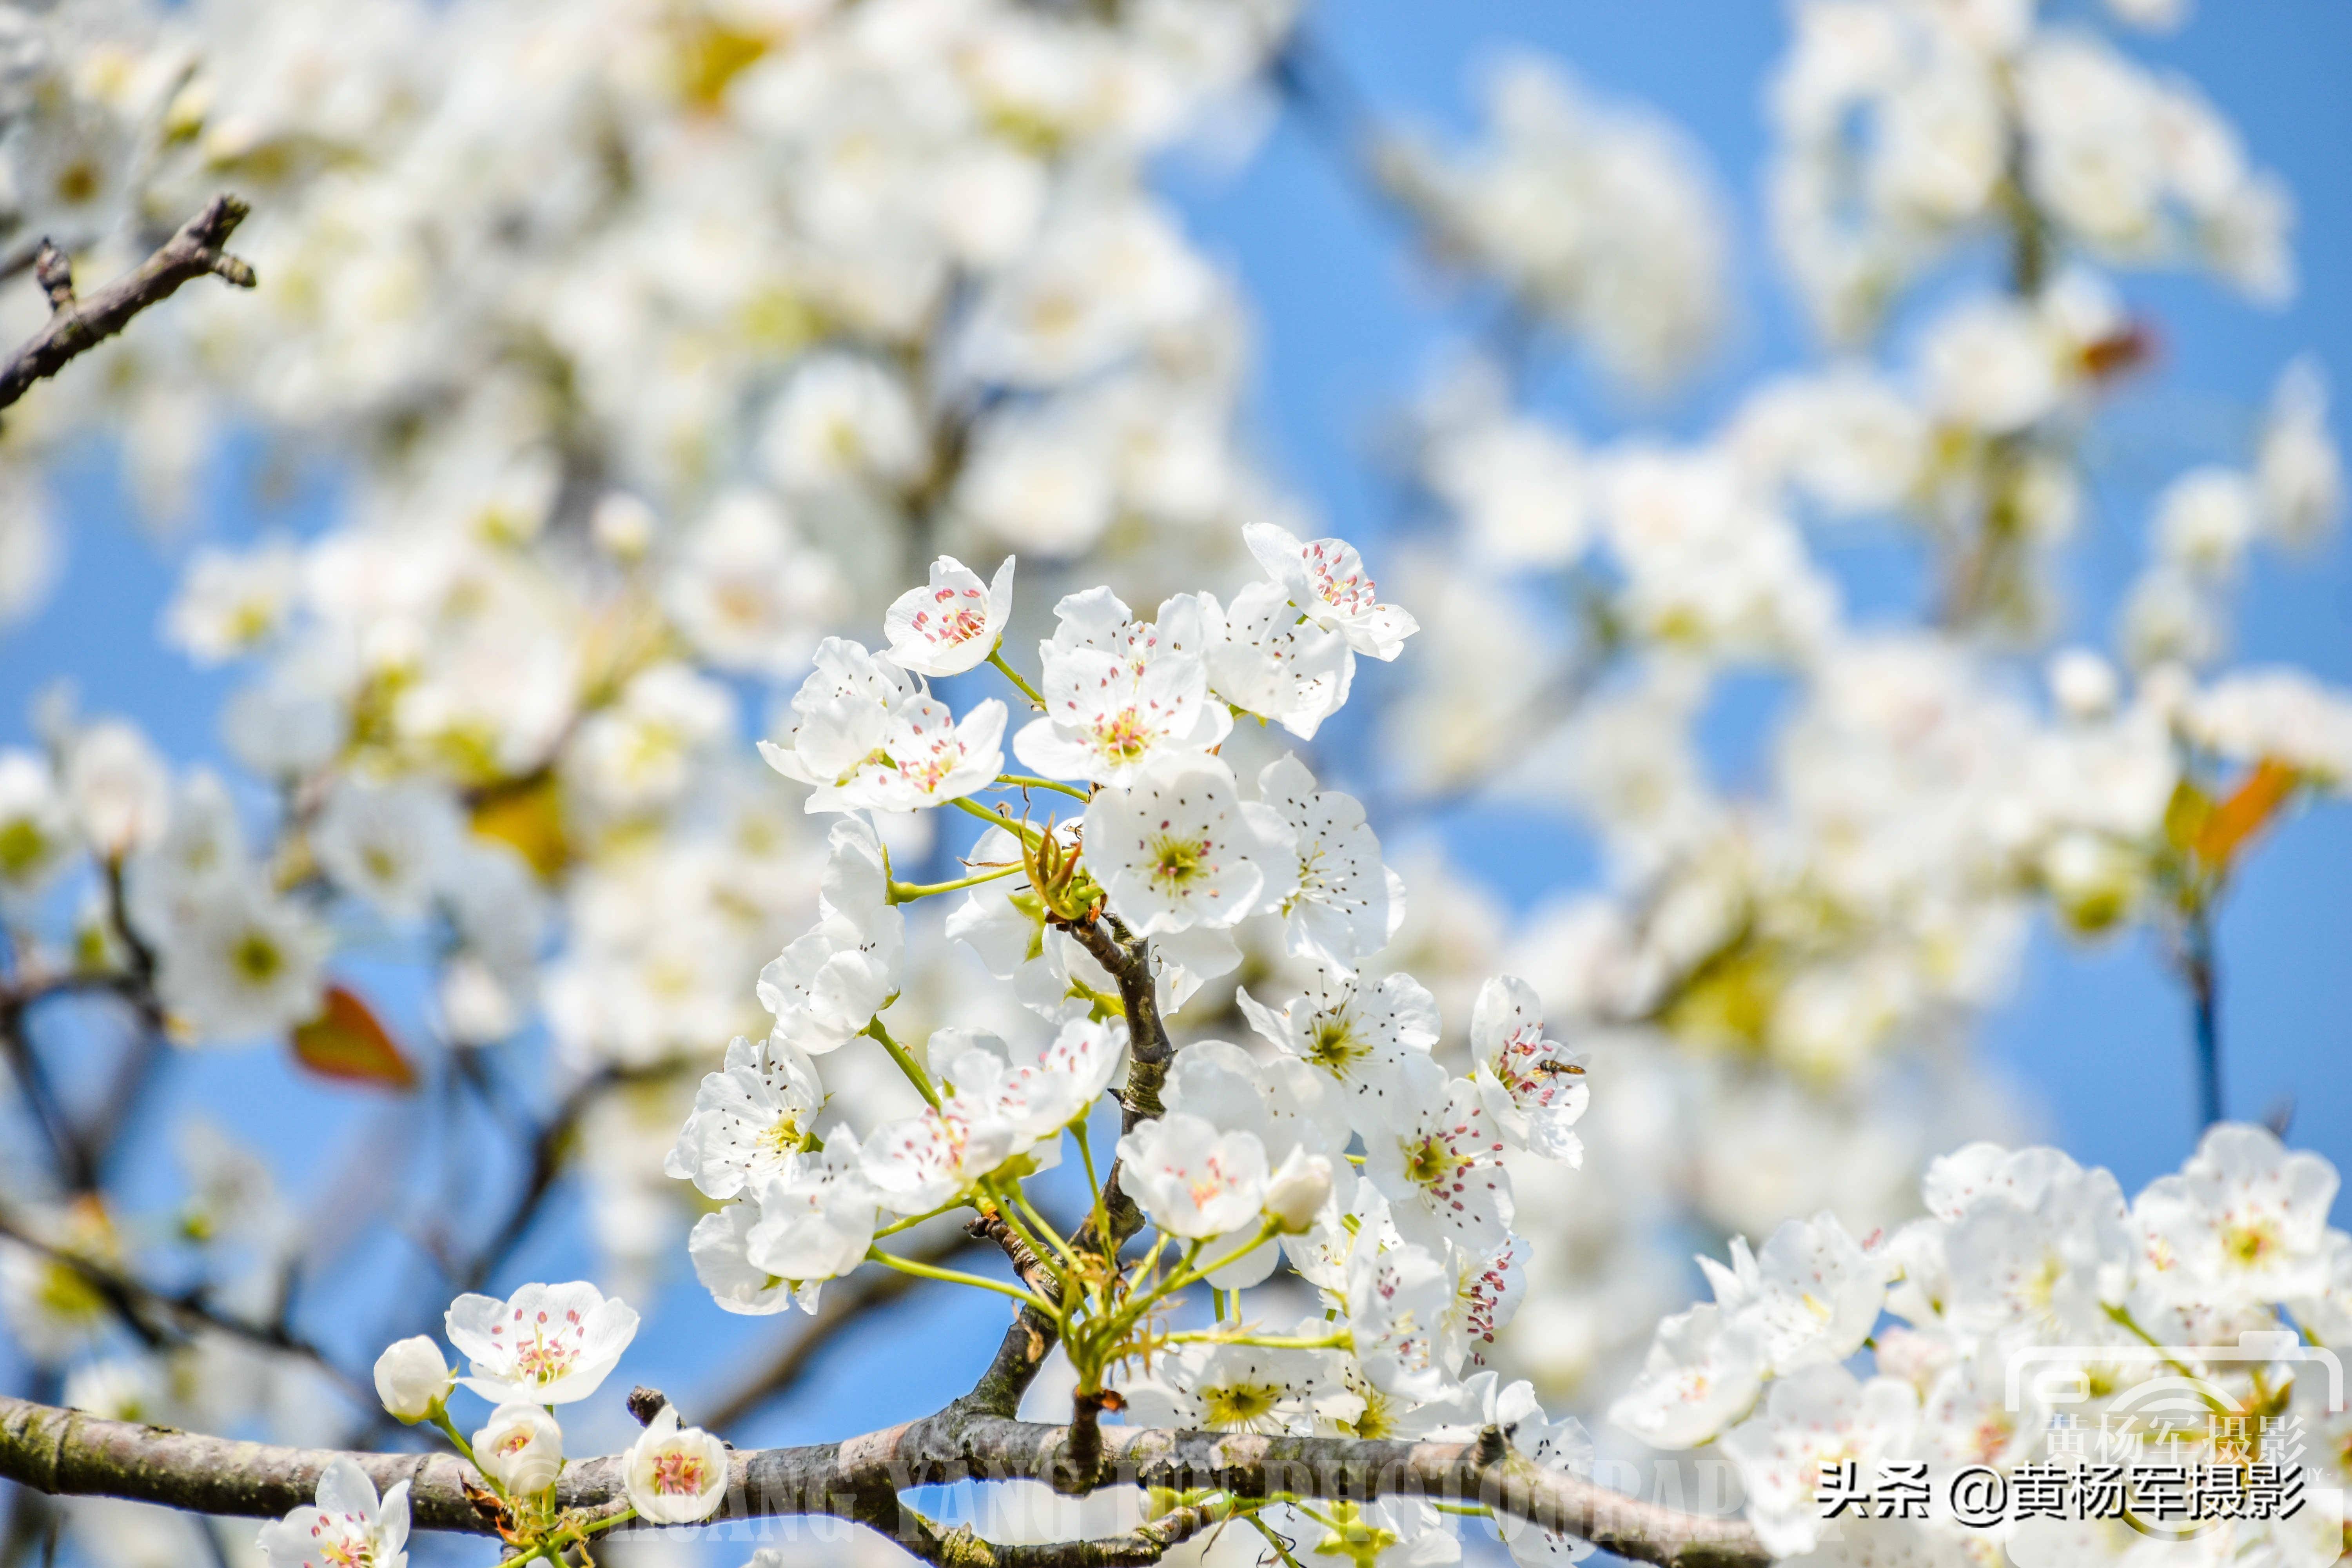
<box><xmin>0</xmin><ymin>1391</ymin><xmax>1771</xmax><ymax>1568</ymax></box>
<box><xmin>0</xmin><ymin>1212</ymin><xmax>366</xmax><ymax>1406</ymax></box>
<box><xmin>457</xmin><ymin>1065</ymin><xmax>657</xmax><ymax>1296</ymax></box>
<box><xmin>2176</xmin><ymin>905</ymin><xmax>2224</xmax><ymax>1129</ymax></box>
<box><xmin>703</xmin><ymin>1229</ymin><xmax>990</xmax><ymax>1437</ymax></box>
<box><xmin>0</xmin><ymin>194</ymin><xmax>257</xmax><ymax>412</ymax></box>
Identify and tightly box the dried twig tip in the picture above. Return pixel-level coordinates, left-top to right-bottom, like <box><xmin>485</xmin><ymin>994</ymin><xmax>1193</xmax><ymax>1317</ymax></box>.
<box><xmin>625</xmin><ymin>1385</ymin><xmax>669</xmax><ymax>1426</ymax></box>
<box><xmin>32</xmin><ymin>242</ymin><xmax>73</xmax><ymax>311</ymax></box>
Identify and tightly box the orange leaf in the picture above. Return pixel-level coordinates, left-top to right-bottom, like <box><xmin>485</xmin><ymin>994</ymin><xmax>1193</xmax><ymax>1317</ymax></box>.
<box><xmin>2194</xmin><ymin>758</ymin><xmax>2298</xmax><ymax>871</ymax></box>
<box><xmin>292</xmin><ymin>984</ymin><xmax>417</xmax><ymax>1090</ymax></box>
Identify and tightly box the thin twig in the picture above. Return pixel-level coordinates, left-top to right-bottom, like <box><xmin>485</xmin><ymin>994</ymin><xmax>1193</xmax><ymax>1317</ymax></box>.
<box><xmin>0</xmin><ymin>194</ymin><xmax>257</xmax><ymax>411</ymax></box>
<box><xmin>0</xmin><ymin>1212</ymin><xmax>365</xmax><ymax>1403</ymax></box>
<box><xmin>2180</xmin><ymin>904</ymin><xmax>2224</xmax><ymax>1129</ymax></box>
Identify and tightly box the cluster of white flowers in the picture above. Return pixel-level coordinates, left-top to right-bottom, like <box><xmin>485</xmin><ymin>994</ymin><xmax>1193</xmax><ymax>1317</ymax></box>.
<box><xmin>1377</xmin><ymin>51</ymin><xmax>1729</xmax><ymax>393</ymax></box>
<box><xmin>1614</xmin><ymin>1123</ymin><xmax>2349</xmax><ymax>1566</ymax></box>
<box><xmin>0</xmin><ymin>0</ymin><xmax>1343</xmax><ymax>1298</ymax></box>
<box><xmin>641</xmin><ymin>530</ymin><xmax>1619</xmax><ymax>1564</ymax></box>
<box><xmin>1371</xmin><ymin>0</ymin><xmax>2350</xmax><ymax>1421</ymax></box>
<box><xmin>1770</xmin><ymin>0</ymin><xmax>2291</xmax><ymax>340</ymax></box>
<box><xmin>261</xmin><ymin>1278</ymin><xmax>734</xmax><ymax>1564</ymax></box>
<box><xmin>0</xmin><ymin>7</ymin><xmax>2346</xmax><ymax>1565</ymax></box>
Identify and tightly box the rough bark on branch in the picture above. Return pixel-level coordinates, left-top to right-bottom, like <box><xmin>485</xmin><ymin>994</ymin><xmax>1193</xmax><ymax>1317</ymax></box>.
<box><xmin>0</xmin><ymin>194</ymin><xmax>257</xmax><ymax>412</ymax></box>
<box><xmin>0</xmin><ymin>1392</ymin><xmax>1770</xmax><ymax>1568</ymax></box>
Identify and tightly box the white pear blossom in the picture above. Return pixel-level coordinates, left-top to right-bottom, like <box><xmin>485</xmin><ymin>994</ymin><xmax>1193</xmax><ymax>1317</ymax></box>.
<box><xmin>1466</xmin><ymin>976</ymin><xmax>1589</xmax><ymax>1163</ymax></box>
<box><xmin>881</xmin><ymin>555</ymin><xmax>1018</xmax><ymax>677</ymax></box>
<box><xmin>1205</xmin><ymin>580</ymin><xmax>1355</xmax><ymax>740</ymax></box>
<box><xmin>1116</xmin><ymin>1112</ymin><xmax>1269</xmax><ymax>1240</ymax></box>
<box><xmin>1082</xmin><ymin>752</ymin><xmax>1292</xmax><ymax>936</ymax></box>
<box><xmin>1265</xmin><ymin>1148</ymin><xmax>1336</xmax><ymax>1233</ymax></box>
<box><xmin>1256</xmin><ymin>753</ymin><xmax>1399</xmax><ymax>975</ymax></box>
<box><xmin>664</xmin><ymin>490</ymin><xmax>844</xmax><ymax>677</ymax></box>
<box><xmin>873</xmin><ymin>695</ymin><xmax>1008</xmax><ymax>810</ymax></box>
<box><xmin>151</xmin><ymin>881</ymin><xmax>331</xmax><ymax>1043</ymax></box>
<box><xmin>1486</xmin><ymin>1381</ymin><xmax>1596</xmax><ymax>1568</ymax></box>
<box><xmin>1361</xmin><ymin>1055</ymin><xmax>1514</xmax><ymax>1252</ymax></box>
<box><xmin>1119</xmin><ymin>1342</ymin><xmax>1341</xmax><ymax>1435</ymax></box>
<box><xmin>719</xmin><ymin>1140</ymin><xmax>880</xmax><ymax>1311</ymax></box>
<box><xmin>860</xmin><ymin>1049</ymin><xmax>1029</xmax><ymax>1214</ymax></box>
<box><xmin>624</xmin><ymin>1405</ymin><xmax>730</xmax><ymax>1525</ymax></box>
<box><xmin>163</xmin><ymin>539</ymin><xmax>301</xmax><ymax>664</ymax></box>
<box><xmin>1608</xmin><ymin>1303</ymin><xmax>1768</xmax><ymax>1450</ymax></box>
<box><xmin>443</xmin><ymin>1282</ymin><xmax>639</xmax><ymax>1406</ymax></box>
<box><xmin>664</xmin><ymin>1035</ymin><xmax>827</xmax><ymax>1201</ymax></box>
<box><xmin>563</xmin><ymin>663</ymin><xmax>737</xmax><ymax>818</ymax></box>
<box><xmin>1160</xmin><ymin>1036</ymin><xmax>1330</xmax><ymax>1168</ymax></box>
<box><xmin>2257</xmin><ymin>356</ymin><xmax>2342</xmax><ymax>546</ymax></box>
<box><xmin>757</xmin><ymin>817</ymin><xmax>905</xmax><ymax>1054</ymax></box>
<box><xmin>1937</xmin><ymin>1145</ymin><xmax>2134</xmax><ymax>1339</ymax></box>
<box><xmin>758</xmin><ymin>639</ymin><xmax>916</xmax><ymax>813</ymax></box>
<box><xmin>1345</xmin><ymin>1237</ymin><xmax>1458</xmax><ymax>1401</ymax></box>
<box><xmin>1719</xmin><ymin>1365</ymin><xmax>1920</xmax><ymax>1557</ymax></box>
<box><xmin>64</xmin><ymin>720</ymin><xmax>170</xmax><ymax>857</ymax></box>
<box><xmin>1013</xmin><ymin>589</ymin><xmax>1232</xmax><ymax>784</ymax></box>
<box><xmin>989</xmin><ymin>1016</ymin><xmax>1127</xmax><ymax>1140</ymax></box>
<box><xmin>256</xmin><ymin>1457</ymin><xmax>410</xmax><ymax>1568</ymax></box>
<box><xmin>1238</xmin><ymin>967</ymin><xmax>1441</xmax><ymax>1140</ymax></box>
<box><xmin>1243</xmin><ymin>521</ymin><xmax>1419</xmax><ymax>661</ymax></box>
<box><xmin>760</xmin><ymin>352</ymin><xmax>927</xmax><ymax>495</ymax></box>
<box><xmin>1696</xmin><ymin>1213</ymin><xmax>1889</xmax><ymax>1374</ymax></box>
<box><xmin>472</xmin><ymin>1403</ymin><xmax>563</xmax><ymax>1497</ymax></box>
<box><xmin>2133</xmin><ymin>1122</ymin><xmax>2340</xmax><ymax>1310</ymax></box>
<box><xmin>0</xmin><ymin>751</ymin><xmax>73</xmax><ymax>908</ymax></box>
<box><xmin>310</xmin><ymin>777</ymin><xmax>463</xmax><ymax>921</ymax></box>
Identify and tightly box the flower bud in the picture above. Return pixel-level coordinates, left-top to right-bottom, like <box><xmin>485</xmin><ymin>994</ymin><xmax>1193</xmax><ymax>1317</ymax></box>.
<box><xmin>473</xmin><ymin>1402</ymin><xmax>564</xmax><ymax>1497</ymax></box>
<box><xmin>371</xmin><ymin>1335</ymin><xmax>453</xmax><ymax>1423</ymax></box>
<box><xmin>1264</xmin><ymin>1148</ymin><xmax>1334</xmax><ymax>1234</ymax></box>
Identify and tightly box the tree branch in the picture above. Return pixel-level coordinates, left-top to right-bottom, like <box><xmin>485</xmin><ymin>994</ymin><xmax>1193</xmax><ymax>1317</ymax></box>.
<box><xmin>0</xmin><ymin>194</ymin><xmax>258</xmax><ymax>412</ymax></box>
<box><xmin>962</xmin><ymin>915</ymin><xmax>1163</xmax><ymax>1425</ymax></box>
<box><xmin>0</xmin><ymin>1392</ymin><xmax>1769</xmax><ymax>1568</ymax></box>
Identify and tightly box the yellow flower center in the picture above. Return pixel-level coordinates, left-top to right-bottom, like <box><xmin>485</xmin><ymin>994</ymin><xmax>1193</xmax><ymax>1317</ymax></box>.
<box><xmin>232</xmin><ymin>931</ymin><xmax>284</xmax><ymax>985</ymax></box>
<box><xmin>1147</xmin><ymin>833</ymin><xmax>1207</xmax><ymax>894</ymax></box>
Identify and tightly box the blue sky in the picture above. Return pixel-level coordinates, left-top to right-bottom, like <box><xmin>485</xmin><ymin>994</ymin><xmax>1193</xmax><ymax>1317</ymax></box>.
<box><xmin>1158</xmin><ymin>0</ymin><xmax>2352</xmax><ymax>1199</ymax></box>
<box><xmin>1</xmin><ymin>4</ymin><xmax>2348</xmax><ymax>1558</ymax></box>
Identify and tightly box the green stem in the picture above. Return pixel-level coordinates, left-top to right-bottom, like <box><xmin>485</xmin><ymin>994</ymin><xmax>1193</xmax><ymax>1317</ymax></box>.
<box><xmin>864</xmin><ymin>1247</ymin><xmax>1057</xmax><ymax>1314</ymax></box>
<box><xmin>2105</xmin><ymin>1305</ymin><xmax>2231</xmax><ymax>1409</ymax></box>
<box><xmin>1159</xmin><ymin>1221</ymin><xmax>1281</xmax><ymax>1298</ymax></box>
<box><xmin>1160</xmin><ymin>1330</ymin><xmax>1351</xmax><ymax>1350</ymax></box>
<box><xmin>1072</xmin><ymin>1121</ymin><xmax>1113</xmax><ymax>1259</ymax></box>
<box><xmin>990</xmin><ymin>772</ymin><xmax>1091</xmax><ymax>802</ymax></box>
<box><xmin>1432</xmin><ymin>1501</ymin><xmax>1494</xmax><ymax>1518</ymax></box>
<box><xmin>577</xmin><ymin>1506</ymin><xmax>638</xmax><ymax>1538</ymax></box>
<box><xmin>987</xmin><ymin>648</ymin><xmax>1049</xmax><ymax>710</ymax></box>
<box><xmin>429</xmin><ymin>1406</ymin><xmax>486</xmax><ymax>1479</ymax></box>
<box><xmin>951</xmin><ymin>795</ymin><xmax>1044</xmax><ymax>846</ymax></box>
<box><xmin>1006</xmin><ymin>1183</ymin><xmax>1083</xmax><ymax>1274</ymax></box>
<box><xmin>863</xmin><ymin>1016</ymin><xmax>939</xmax><ymax>1109</ymax></box>
<box><xmin>873</xmin><ymin>1196</ymin><xmax>971</xmax><ymax>1239</ymax></box>
<box><xmin>889</xmin><ymin>862</ymin><xmax>1023</xmax><ymax>904</ymax></box>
